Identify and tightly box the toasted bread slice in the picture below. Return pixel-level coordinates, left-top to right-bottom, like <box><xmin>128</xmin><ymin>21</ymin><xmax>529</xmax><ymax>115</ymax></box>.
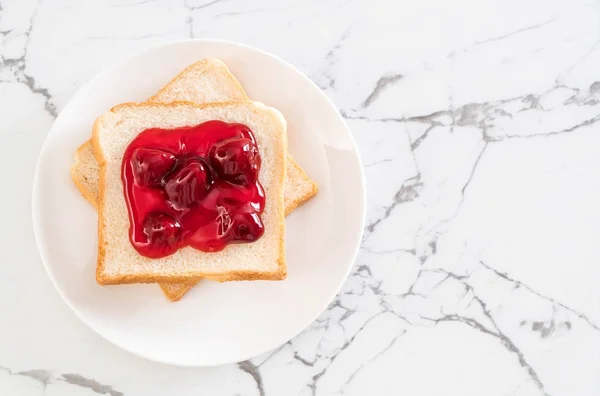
<box><xmin>93</xmin><ymin>101</ymin><xmax>287</xmax><ymax>285</ymax></box>
<box><xmin>71</xmin><ymin>59</ymin><xmax>317</xmax><ymax>300</ymax></box>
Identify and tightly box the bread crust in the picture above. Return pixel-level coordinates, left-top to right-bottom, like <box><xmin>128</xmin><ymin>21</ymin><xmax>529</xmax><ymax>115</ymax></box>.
<box><xmin>92</xmin><ymin>101</ymin><xmax>287</xmax><ymax>286</ymax></box>
<box><xmin>70</xmin><ymin>141</ymin><xmax>99</xmax><ymax>209</ymax></box>
<box><xmin>148</xmin><ymin>59</ymin><xmax>249</xmax><ymax>103</ymax></box>
<box><xmin>159</xmin><ymin>282</ymin><xmax>196</xmax><ymax>302</ymax></box>
<box><xmin>284</xmin><ymin>158</ymin><xmax>318</xmax><ymax>216</ymax></box>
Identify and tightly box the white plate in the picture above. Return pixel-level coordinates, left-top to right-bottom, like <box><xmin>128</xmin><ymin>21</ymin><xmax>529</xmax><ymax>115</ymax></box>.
<box><xmin>32</xmin><ymin>39</ymin><xmax>365</xmax><ymax>367</ymax></box>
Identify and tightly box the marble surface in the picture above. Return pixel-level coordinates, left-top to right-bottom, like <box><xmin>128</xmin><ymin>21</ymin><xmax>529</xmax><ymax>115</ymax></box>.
<box><xmin>2</xmin><ymin>0</ymin><xmax>600</xmax><ymax>394</ymax></box>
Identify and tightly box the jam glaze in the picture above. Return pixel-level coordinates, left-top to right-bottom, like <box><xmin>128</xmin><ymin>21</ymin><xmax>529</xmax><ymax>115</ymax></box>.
<box><xmin>121</xmin><ymin>121</ymin><xmax>265</xmax><ymax>259</ymax></box>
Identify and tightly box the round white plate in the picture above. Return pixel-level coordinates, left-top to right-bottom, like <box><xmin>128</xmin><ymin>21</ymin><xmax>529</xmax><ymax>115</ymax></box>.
<box><xmin>32</xmin><ymin>39</ymin><xmax>365</xmax><ymax>367</ymax></box>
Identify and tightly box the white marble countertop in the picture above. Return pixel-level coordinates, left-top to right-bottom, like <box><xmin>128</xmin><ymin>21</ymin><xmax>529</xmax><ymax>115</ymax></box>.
<box><xmin>2</xmin><ymin>0</ymin><xmax>600</xmax><ymax>394</ymax></box>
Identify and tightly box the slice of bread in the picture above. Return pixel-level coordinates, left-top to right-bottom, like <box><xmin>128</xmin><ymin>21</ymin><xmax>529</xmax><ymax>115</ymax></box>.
<box><xmin>71</xmin><ymin>59</ymin><xmax>317</xmax><ymax>300</ymax></box>
<box><xmin>93</xmin><ymin>101</ymin><xmax>287</xmax><ymax>285</ymax></box>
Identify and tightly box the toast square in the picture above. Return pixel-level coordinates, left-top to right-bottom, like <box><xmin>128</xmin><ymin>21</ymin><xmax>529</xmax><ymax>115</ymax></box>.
<box><xmin>71</xmin><ymin>59</ymin><xmax>316</xmax><ymax>299</ymax></box>
<box><xmin>93</xmin><ymin>101</ymin><xmax>287</xmax><ymax>284</ymax></box>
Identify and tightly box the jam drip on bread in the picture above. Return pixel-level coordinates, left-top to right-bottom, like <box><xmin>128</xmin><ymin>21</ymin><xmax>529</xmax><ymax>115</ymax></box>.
<box><xmin>121</xmin><ymin>121</ymin><xmax>265</xmax><ymax>258</ymax></box>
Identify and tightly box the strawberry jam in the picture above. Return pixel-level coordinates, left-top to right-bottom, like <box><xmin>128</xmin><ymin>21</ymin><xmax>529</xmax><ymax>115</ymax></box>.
<box><xmin>121</xmin><ymin>121</ymin><xmax>265</xmax><ymax>259</ymax></box>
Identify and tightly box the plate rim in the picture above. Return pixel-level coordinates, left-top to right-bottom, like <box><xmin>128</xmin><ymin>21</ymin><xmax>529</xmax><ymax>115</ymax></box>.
<box><xmin>31</xmin><ymin>38</ymin><xmax>367</xmax><ymax>367</ymax></box>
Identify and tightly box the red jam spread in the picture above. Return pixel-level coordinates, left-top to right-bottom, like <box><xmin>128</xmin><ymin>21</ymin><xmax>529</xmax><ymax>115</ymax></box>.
<box><xmin>121</xmin><ymin>121</ymin><xmax>265</xmax><ymax>259</ymax></box>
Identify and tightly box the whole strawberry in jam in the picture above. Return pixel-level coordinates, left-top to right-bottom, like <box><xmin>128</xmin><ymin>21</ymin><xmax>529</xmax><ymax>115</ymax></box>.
<box><xmin>209</xmin><ymin>137</ymin><xmax>260</xmax><ymax>185</ymax></box>
<box><xmin>141</xmin><ymin>213</ymin><xmax>181</xmax><ymax>258</ymax></box>
<box><xmin>131</xmin><ymin>148</ymin><xmax>177</xmax><ymax>188</ymax></box>
<box><xmin>163</xmin><ymin>158</ymin><xmax>210</xmax><ymax>210</ymax></box>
